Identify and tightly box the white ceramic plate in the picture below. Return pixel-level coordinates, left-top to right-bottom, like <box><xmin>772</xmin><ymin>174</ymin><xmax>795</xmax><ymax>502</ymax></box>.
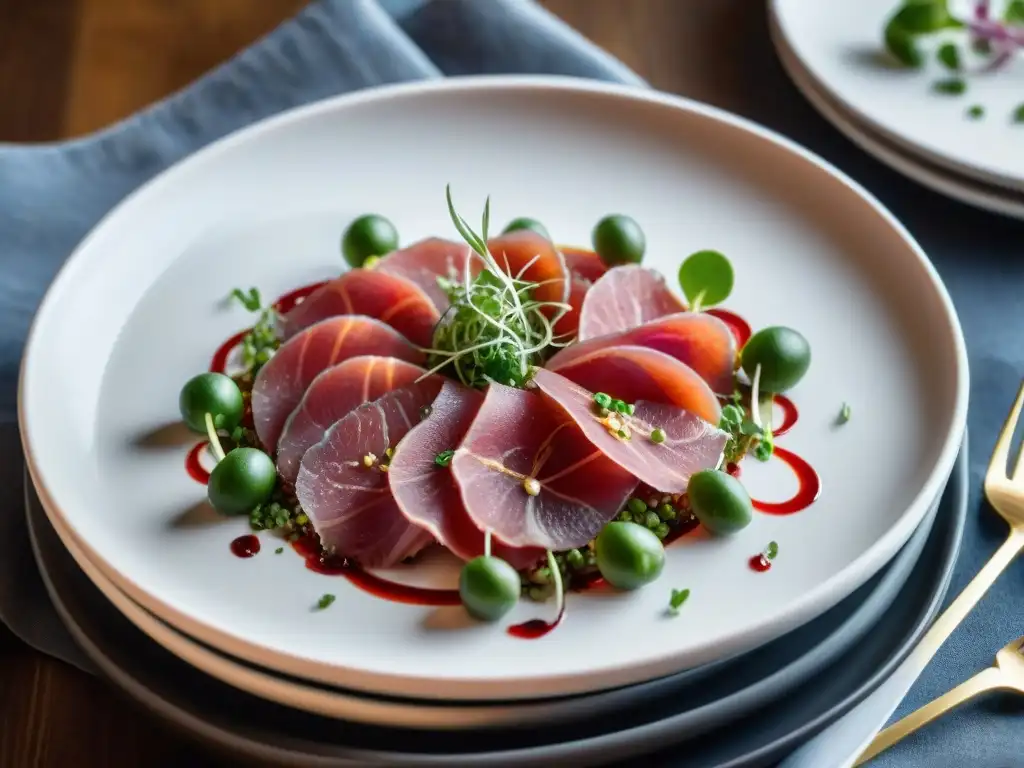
<box><xmin>19</xmin><ymin>76</ymin><xmax>968</xmax><ymax>701</ymax></box>
<box><xmin>770</xmin><ymin>12</ymin><xmax>1024</xmax><ymax>220</ymax></box>
<box><xmin>772</xmin><ymin>0</ymin><xmax>1024</xmax><ymax>192</ymax></box>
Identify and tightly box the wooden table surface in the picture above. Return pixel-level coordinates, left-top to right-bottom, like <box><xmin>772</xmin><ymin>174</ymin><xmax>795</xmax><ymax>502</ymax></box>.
<box><xmin>0</xmin><ymin>1</ymin><xmax>757</xmax><ymax>765</ymax></box>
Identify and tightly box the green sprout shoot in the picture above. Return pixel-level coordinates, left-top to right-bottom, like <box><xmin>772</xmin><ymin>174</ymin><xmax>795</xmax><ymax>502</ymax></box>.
<box><xmin>230</xmin><ymin>286</ymin><xmax>279</xmax><ymax>374</ymax></box>
<box><xmin>668</xmin><ymin>588</ymin><xmax>691</xmax><ymax>615</ymax></box>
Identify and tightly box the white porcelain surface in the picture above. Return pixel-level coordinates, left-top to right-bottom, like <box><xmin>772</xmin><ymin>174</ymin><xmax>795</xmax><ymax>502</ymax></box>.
<box><xmin>20</xmin><ymin>77</ymin><xmax>968</xmax><ymax>700</ymax></box>
<box><xmin>773</xmin><ymin>0</ymin><xmax>1024</xmax><ymax>191</ymax></box>
<box><xmin>771</xmin><ymin>14</ymin><xmax>1024</xmax><ymax>220</ymax></box>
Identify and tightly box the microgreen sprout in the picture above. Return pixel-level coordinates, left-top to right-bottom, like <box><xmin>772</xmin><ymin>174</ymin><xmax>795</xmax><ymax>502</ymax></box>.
<box><xmin>421</xmin><ymin>187</ymin><xmax>571</xmax><ymax>389</ymax></box>
<box><xmin>434</xmin><ymin>449</ymin><xmax>454</xmax><ymax>468</ymax></box>
<box><xmin>668</xmin><ymin>588</ymin><xmax>691</xmax><ymax>615</ymax></box>
<box><xmin>230</xmin><ymin>286</ymin><xmax>280</xmax><ymax>374</ymax></box>
<box><xmin>316</xmin><ymin>593</ymin><xmax>336</xmax><ymax>610</ymax></box>
<box><xmin>837</xmin><ymin>402</ymin><xmax>851</xmax><ymax>425</ymax></box>
<box><xmin>765</xmin><ymin>541</ymin><xmax>779</xmax><ymax>561</ymax></box>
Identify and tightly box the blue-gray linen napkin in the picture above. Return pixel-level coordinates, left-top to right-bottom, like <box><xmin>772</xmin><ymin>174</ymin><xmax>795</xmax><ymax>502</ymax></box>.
<box><xmin>2</xmin><ymin>2</ymin><xmax>1021</xmax><ymax>767</ymax></box>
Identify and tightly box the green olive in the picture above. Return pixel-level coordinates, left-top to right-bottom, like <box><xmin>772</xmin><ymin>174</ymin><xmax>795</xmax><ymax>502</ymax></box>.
<box><xmin>179</xmin><ymin>373</ymin><xmax>244</xmax><ymax>433</ymax></box>
<box><xmin>592</xmin><ymin>215</ymin><xmax>645</xmax><ymax>266</ymax></box>
<box><xmin>594</xmin><ymin>521</ymin><xmax>665</xmax><ymax>590</ymax></box>
<box><xmin>459</xmin><ymin>556</ymin><xmax>520</xmax><ymax>621</ymax></box>
<box><xmin>342</xmin><ymin>214</ymin><xmax>399</xmax><ymax>268</ymax></box>
<box><xmin>741</xmin><ymin>326</ymin><xmax>811</xmax><ymax>393</ymax></box>
<box><xmin>687</xmin><ymin>469</ymin><xmax>753</xmax><ymax>535</ymax></box>
<box><xmin>207</xmin><ymin>447</ymin><xmax>276</xmax><ymax>515</ymax></box>
<box><xmin>502</xmin><ymin>217</ymin><xmax>551</xmax><ymax>240</ymax></box>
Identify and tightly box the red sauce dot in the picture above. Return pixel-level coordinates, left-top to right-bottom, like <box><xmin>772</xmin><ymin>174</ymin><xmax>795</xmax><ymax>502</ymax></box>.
<box><xmin>749</xmin><ymin>554</ymin><xmax>771</xmax><ymax>573</ymax></box>
<box><xmin>231</xmin><ymin>535</ymin><xmax>261</xmax><ymax>558</ymax></box>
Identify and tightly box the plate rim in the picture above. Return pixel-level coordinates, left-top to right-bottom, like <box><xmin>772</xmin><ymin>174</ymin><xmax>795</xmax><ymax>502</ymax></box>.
<box><xmin>26</xmin><ymin>436</ymin><xmax>969</xmax><ymax>768</ymax></box>
<box><xmin>769</xmin><ymin>0</ymin><xmax>1024</xmax><ymax>194</ymax></box>
<box><xmin>769</xmin><ymin>6</ymin><xmax>1024</xmax><ymax>220</ymax></box>
<box><xmin>18</xmin><ymin>74</ymin><xmax>971</xmax><ymax>699</ymax></box>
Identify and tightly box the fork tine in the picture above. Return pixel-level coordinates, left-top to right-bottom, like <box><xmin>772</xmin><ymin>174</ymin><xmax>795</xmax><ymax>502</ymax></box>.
<box><xmin>989</xmin><ymin>381</ymin><xmax>1024</xmax><ymax>486</ymax></box>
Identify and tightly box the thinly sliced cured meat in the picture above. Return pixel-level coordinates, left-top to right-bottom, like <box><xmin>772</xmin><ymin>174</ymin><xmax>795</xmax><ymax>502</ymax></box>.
<box><xmin>552</xmin><ymin>276</ymin><xmax>588</xmax><ymax>340</ymax></box>
<box><xmin>251</xmin><ymin>317</ymin><xmax>422</xmax><ymax>453</ymax></box>
<box><xmin>546</xmin><ymin>312</ymin><xmax>736</xmax><ymax>395</ymax></box>
<box><xmin>374</xmin><ymin>238</ymin><xmax>480</xmax><ymax>311</ymax></box>
<box><xmin>451</xmin><ymin>383</ymin><xmax>637</xmax><ymax>551</ymax></box>
<box><xmin>276</xmin><ymin>356</ymin><xmax>427</xmax><ymax>485</ymax></box>
<box><xmin>295</xmin><ymin>380</ymin><xmax>443</xmax><ymax>567</ymax></box>
<box><xmin>486</xmin><ymin>231</ymin><xmax>570</xmax><ymax>308</ymax></box>
<box><xmin>560</xmin><ymin>247</ymin><xmax>608</xmax><ymax>284</ymax></box>
<box><xmin>549</xmin><ymin>345</ymin><xmax>721</xmax><ymax>425</ymax></box>
<box><xmin>388</xmin><ymin>382</ymin><xmax>544</xmax><ymax>570</ymax></box>
<box><xmin>531</xmin><ymin>368</ymin><xmax>728</xmax><ymax>494</ymax></box>
<box><xmin>278</xmin><ymin>270</ymin><xmax>439</xmax><ymax>347</ymax></box>
<box><xmin>578</xmin><ymin>265</ymin><xmax>685</xmax><ymax>341</ymax></box>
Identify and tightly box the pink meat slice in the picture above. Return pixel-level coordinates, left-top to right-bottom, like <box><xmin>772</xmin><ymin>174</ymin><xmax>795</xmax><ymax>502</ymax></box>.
<box><xmin>548</xmin><ymin>345</ymin><xmax>722</xmax><ymax>425</ymax></box>
<box><xmin>531</xmin><ymin>368</ymin><xmax>728</xmax><ymax>494</ymax></box>
<box><xmin>278</xmin><ymin>270</ymin><xmax>439</xmax><ymax>348</ymax></box>
<box><xmin>546</xmin><ymin>311</ymin><xmax>737</xmax><ymax>395</ymax></box>
<box><xmin>451</xmin><ymin>383</ymin><xmax>637</xmax><ymax>551</ymax></box>
<box><xmin>552</xmin><ymin>276</ymin><xmax>589</xmax><ymax>340</ymax></box>
<box><xmin>578</xmin><ymin>265</ymin><xmax>686</xmax><ymax>341</ymax></box>
<box><xmin>251</xmin><ymin>316</ymin><xmax>423</xmax><ymax>453</ymax></box>
<box><xmin>486</xmin><ymin>230</ymin><xmax>570</xmax><ymax>309</ymax></box>
<box><xmin>276</xmin><ymin>356</ymin><xmax>427</xmax><ymax>485</ymax></box>
<box><xmin>374</xmin><ymin>238</ymin><xmax>480</xmax><ymax>311</ymax></box>
<box><xmin>560</xmin><ymin>247</ymin><xmax>608</xmax><ymax>284</ymax></box>
<box><xmin>388</xmin><ymin>382</ymin><xmax>544</xmax><ymax>570</ymax></box>
<box><xmin>295</xmin><ymin>380</ymin><xmax>443</xmax><ymax>567</ymax></box>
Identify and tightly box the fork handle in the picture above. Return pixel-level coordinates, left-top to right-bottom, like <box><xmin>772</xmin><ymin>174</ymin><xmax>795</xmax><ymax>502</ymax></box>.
<box><xmin>855</xmin><ymin>667</ymin><xmax>1006</xmax><ymax>765</ymax></box>
<box><xmin>912</xmin><ymin>529</ymin><xmax>1024</xmax><ymax>669</ymax></box>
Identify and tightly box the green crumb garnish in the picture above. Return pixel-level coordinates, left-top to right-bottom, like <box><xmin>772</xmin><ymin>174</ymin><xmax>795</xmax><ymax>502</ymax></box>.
<box><xmin>434</xmin><ymin>449</ymin><xmax>454</xmax><ymax>468</ymax></box>
<box><xmin>933</xmin><ymin>78</ymin><xmax>966</xmax><ymax>96</ymax></box>
<box><xmin>594</xmin><ymin>392</ymin><xmax>612</xmax><ymax>409</ymax></box>
<box><xmin>275</xmin><ymin>547</ymin><xmax>284</xmax><ymax>554</ymax></box>
<box><xmin>765</xmin><ymin>541</ymin><xmax>779</xmax><ymax>561</ymax></box>
<box><xmin>1013</xmin><ymin>104</ymin><xmax>1024</xmax><ymax>124</ymax></box>
<box><xmin>668</xmin><ymin>588</ymin><xmax>691</xmax><ymax>614</ymax></box>
<box><xmin>936</xmin><ymin>42</ymin><xmax>960</xmax><ymax>71</ymax></box>
<box><xmin>967</xmin><ymin>105</ymin><xmax>984</xmax><ymax>120</ymax></box>
<box><xmin>650</xmin><ymin>427</ymin><xmax>666</xmax><ymax>444</ymax></box>
<box><xmin>316</xmin><ymin>594</ymin><xmax>336</xmax><ymax>610</ymax></box>
<box><xmin>838</xmin><ymin>402</ymin><xmax>851</xmax><ymax>425</ymax></box>
<box><xmin>230</xmin><ymin>286</ymin><xmax>280</xmax><ymax>373</ymax></box>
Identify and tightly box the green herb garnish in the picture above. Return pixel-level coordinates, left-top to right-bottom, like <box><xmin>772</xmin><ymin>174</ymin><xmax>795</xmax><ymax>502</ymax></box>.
<box><xmin>1013</xmin><ymin>104</ymin><xmax>1024</xmax><ymax>123</ymax></box>
<box><xmin>275</xmin><ymin>547</ymin><xmax>284</xmax><ymax>554</ymax></box>
<box><xmin>838</xmin><ymin>402</ymin><xmax>851</xmax><ymax>425</ymax></box>
<box><xmin>883</xmin><ymin>1</ymin><xmax>962</xmax><ymax>68</ymax></box>
<box><xmin>668</xmin><ymin>588</ymin><xmax>691</xmax><ymax>614</ymax></box>
<box><xmin>316</xmin><ymin>594</ymin><xmax>336</xmax><ymax>610</ymax></box>
<box><xmin>765</xmin><ymin>541</ymin><xmax>779</xmax><ymax>561</ymax></box>
<box><xmin>231</xmin><ymin>287</ymin><xmax>262</xmax><ymax>312</ymax></box>
<box><xmin>1006</xmin><ymin>0</ymin><xmax>1024</xmax><ymax>23</ymax></box>
<box><xmin>933</xmin><ymin>77</ymin><xmax>967</xmax><ymax>95</ymax></box>
<box><xmin>434</xmin><ymin>449</ymin><xmax>455</xmax><ymax>468</ymax></box>
<box><xmin>936</xmin><ymin>42</ymin><xmax>960</xmax><ymax>71</ymax></box>
<box><xmin>678</xmin><ymin>249</ymin><xmax>733</xmax><ymax>312</ymax></box>
<box><xmin>230</xmin><ymin>286</ymin><xmax>280</xmax><ymax>374</ymax></box>
<box><xmin>967</xmin><ymin>104</ymin><xmax>985</xmax><ymax>119</ymax></box>
<box><xmin>423</xmin><ymin>187</ymin><xmax>571</xmax><ymax>389</ymax></box>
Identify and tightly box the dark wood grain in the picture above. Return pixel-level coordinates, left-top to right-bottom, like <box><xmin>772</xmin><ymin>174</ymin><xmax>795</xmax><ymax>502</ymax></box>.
<box><xmin>0</xmin><ymin>1</ymin><xmax>723</xmax><ymax>765</ymax></box>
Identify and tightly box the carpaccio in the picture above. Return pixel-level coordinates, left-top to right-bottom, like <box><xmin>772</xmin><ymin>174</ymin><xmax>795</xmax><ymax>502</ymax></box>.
<box><xmin>190</xmin><ymin>246</ymin><xmax>819</xmax><ymax>639</ymax></box>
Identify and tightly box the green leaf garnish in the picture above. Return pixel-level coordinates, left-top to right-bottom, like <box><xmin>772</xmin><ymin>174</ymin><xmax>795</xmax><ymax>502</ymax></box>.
<box><xmin>765</xmin><ymin>541</ymin><xmax>779</xmax><ymax>561</ymax></box>
<box><xmin>936</xmin><ymin>42</ymin><xmax>960</xmax><ymax>71</ymax></box>
<box><xmin>316</xmin><ymin>593</ymin><xmax>336</xmax><ymax>610</ymax></box>
<box><xmin>434</xmin><ymin>449</ymin><xmax>455</xmax><ymax>468</ymax></box>
<box><xmin>933</xmin><ymin>77</ymin><xmax>967</xmax><ymax>95</ymax></box>
<box><xmin>668</xmin><ymin>588</ymin><xmax>691</xmax><ymax>614</ymax></box>
<box><xmin>883</xmin><ymin>1</ymin><xmax>962</xmax><ymax>67</ymax></box>
<box><xmin>837</xmin><ymin>402</ymin><xmax>851</xmax><ymax>425</ymax></box>
<box><xmin>231</xmin><ymin>287</ymin><xmax>262</xmax><ymax>312</ymax></box>
<box><xmin>967</xmin><ymin>105</ymin><xmax>985</xmax><ymax>120</ymax></box>
<box><xmin>678</xmin><ymin>250</ymin><xmax>733</xmax><ymax>311</ymax></box>
<box><xmin>1005</xmin><ymin>0</ymin><xmax>1024</xmax><ymax>23</ymax></box>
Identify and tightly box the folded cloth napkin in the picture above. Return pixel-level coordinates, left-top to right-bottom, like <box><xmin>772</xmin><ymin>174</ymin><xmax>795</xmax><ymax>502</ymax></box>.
<box><xmin>3</xmin><ymin>2</ymin><xmax>1023</xmax><ymax>767</ymax></box>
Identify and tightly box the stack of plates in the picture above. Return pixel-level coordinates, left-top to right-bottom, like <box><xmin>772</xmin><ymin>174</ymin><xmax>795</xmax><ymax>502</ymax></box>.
<box><xmin>771</xmin><ymin>0</ymin><xmax>1024</xmax><ymax>219</ymax></box>
<box><xmin>18</xmin><ymin>78</ymin><xmax>969</xmax><ymax>767</ymax></box>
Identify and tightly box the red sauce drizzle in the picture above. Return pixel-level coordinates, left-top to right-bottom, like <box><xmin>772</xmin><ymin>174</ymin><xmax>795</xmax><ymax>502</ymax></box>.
<box><xmin>230</xmin><ymin>535</ymin><xmax>261</xmax><ymax>558</ymax></box>
<box><xmin>185</xmin><ymin>442</ymin><xmax>211</xmax><ymax>485</ymax></box>
<box><xmin>749</xmin><ymin>554</ymin><xmax>772</xmax><ymax>573</ymax></box>
<box><xmin>210</xmin><ymin>330</ymin><xmax>248</xmax><ymax>375</ymax></box>
<box><xmin>291</xmin><ymin>534</ymin><xmax>460</xmax><ymax>606</ymax></box>
<box><xmin>707</xmin><ymin>309</ymin><xmax>751</xmax><ymax>348</ymax></box>
<box><xmin>752</xmin><ymin>447</ymin><xmax>821</xmax><ymax>515</ymax></box>
<box><xmin>274</xmin><ymin>281</ymin><xmax>328</xmax><ymax>315</ymax></box>
<box><xmin>773</xmin><ymin>395</ymin><xmax>798</xmax><ymax>437</ymax></box>
<box><xmin>508</xmin><ymin>606</ymin><xmax>565</xmax><ymax>639</ymax></box>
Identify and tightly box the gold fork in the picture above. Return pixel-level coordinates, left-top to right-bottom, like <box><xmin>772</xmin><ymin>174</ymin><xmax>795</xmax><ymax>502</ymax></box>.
<box><xmin>857</xmin><ymin>635</ymin><xmax>1024</xmax><ymax>764</ymax></box>
<box><xmin>855</xmin><ymin>380</ymin><xmax>1024</xmax><ymax>765</ymax></box>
